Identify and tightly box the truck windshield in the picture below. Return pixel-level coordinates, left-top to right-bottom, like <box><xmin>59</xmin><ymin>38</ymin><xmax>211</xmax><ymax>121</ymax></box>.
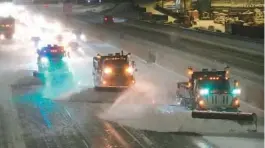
<box><xmin>198</xmin><ymin>79</ymin><xmax>230</xmax><ymax>91</ymax></box>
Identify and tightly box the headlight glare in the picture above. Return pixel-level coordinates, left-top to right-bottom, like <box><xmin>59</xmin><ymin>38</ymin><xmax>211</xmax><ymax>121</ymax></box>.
<box><xmin>104</xmin><ymin>67</ymin><xmax>112</xmax><ymax>74</ymax></box>
<box><xmin>199</xmin><ymin>89</ymin><xmax>209</xmax><ymax>95</ymax></box>
<box><xmin>41</xmin><ymin>57</ymin><xmax>49</xmax><ymax>63</ymax></box>
<box><xmin>232</xmin><ymin>89</ymin><xmax>241</xmax><ymax>95</ymax></box>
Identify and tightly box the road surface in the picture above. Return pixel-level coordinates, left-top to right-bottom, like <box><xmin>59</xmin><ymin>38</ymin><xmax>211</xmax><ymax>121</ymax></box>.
<box><xmin>0</xmin><ymin>4</ymin><xmax>263</xmax><ymax>148</ymax></box>
<box><xmin>0</xmin><ymin>14</ymin><xmax>225</xmax><ymax>148</ymax></box>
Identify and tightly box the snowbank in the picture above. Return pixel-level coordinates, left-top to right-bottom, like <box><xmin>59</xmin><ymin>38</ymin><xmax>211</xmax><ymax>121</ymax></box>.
<box><xmin>104</xmin><ymin>2</ymin><xmax>139</xmax><ymax>19</ymax></box>
<box><xmin>73</xmin><ymin>3</ymin><xmax>115</xmax><ymax>14</ymax></box>
<box><xmin>89</xmin><ymin>3</ymin><xmax>115</xmax><ymax>13</ymax></box>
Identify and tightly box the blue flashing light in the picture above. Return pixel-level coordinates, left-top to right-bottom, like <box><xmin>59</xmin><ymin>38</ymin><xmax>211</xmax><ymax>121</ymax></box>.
<box><xmin>199</xmin><ymin>89</ymin><xmax>209</xmax><ymax>95</ymax></box>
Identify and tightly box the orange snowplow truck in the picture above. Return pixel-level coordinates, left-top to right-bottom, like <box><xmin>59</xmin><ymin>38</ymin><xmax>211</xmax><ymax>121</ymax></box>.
<box><xmin>0</xmin><ymin>16</ymin><xmax>15</xmax><ymax>40</ymax></box>
<box><xmin>176</xmin><ymin>66</ymin><xmax>257</xmax><ymax>131</ymax></box>
<box><xmin>92</xmin><ymin>51</ymin><xmax>136</xmax><ymax>90</ymax></box>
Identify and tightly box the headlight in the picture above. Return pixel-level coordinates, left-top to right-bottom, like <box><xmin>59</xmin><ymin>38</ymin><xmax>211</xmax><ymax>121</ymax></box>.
<box><xmin>232</xmin><ymin>89</ymin><xmax>241</xmax><ymax>95</ymax></box>
<box><xmin>104</xmin><ymin>67</ymin><xmax>112</xmax><ymax>74</ymax></box>
<box><xmin>125</xmin><ymin>67</ymin><xmax>133</xmax><ymax>74</ymax></box>
<box><xmin>0</xmin><ymin>34</ymin><xmax>5</xmax><ymax>40</ymax></box>
<box><xmin>80</xmin><ymin>34</ymin><xmax>86</xmax><ymax>41</ymax></box>
<box><xmin>199</xmin><ymin>89</ymin><xmax>209</xmax><ymax>95</ymax></box>
<box><xmin>198</xmin><ymin>100</ymin><xmax>205</xmax><ymax>106</ymax></box>
<box><xmin>41</xmin><ymin>57</ymin><xmax>49</xmax><ymax>63</ymax></box>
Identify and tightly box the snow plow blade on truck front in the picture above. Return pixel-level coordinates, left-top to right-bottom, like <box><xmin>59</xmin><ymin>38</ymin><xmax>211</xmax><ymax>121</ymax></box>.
<box><xmin>192</xmin><ymin>111</ymin><xmax>258</xmax><ymax>131</ymax></box>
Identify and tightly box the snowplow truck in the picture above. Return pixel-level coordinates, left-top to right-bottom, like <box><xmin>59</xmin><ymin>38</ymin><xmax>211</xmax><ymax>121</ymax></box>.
<box><xmin>0</xmin><ymin>16</ymin><xmax>15</xmax><ymax>40</ymax></box>
<box><xmin>176</xmin><ymin>66</ymin><xmax>257</xmax><ymax>131</ymax></box>
<box><xmin>92</xmin><ymin>51</ymin><xmax>136</xmax><ymax>90</ymax></box>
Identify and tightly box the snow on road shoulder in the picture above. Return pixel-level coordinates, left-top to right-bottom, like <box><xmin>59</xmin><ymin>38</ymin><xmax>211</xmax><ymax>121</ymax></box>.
<box><xmin>104</xmin><ymin>2</ymin><xmax>139</xmax><ymax>19</ymax></box>
<box><xmin>204</xmin><ymin>136</ymin><xmax>264</xmax><ymax>148</ymax></box>
<box><xmin>72</xmin><ymin>3</ymin><xmax>115</xmax><ymax>14</ymax></box>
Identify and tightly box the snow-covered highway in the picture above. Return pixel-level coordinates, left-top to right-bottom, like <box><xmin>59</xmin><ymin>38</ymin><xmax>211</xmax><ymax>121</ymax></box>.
<box><xmin>0</xmin><ymin>3</ymin><xmax>263</xmax><ymax>148</ymax></box>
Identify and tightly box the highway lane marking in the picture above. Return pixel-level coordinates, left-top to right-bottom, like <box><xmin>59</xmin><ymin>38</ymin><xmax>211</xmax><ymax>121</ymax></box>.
<box><xmin>118</xmin><ymin>124</ymin><xmax>152</xmax><ymax>148</ymax></box>
<box><xmin>65</xmin><ymin>108</ymin><xmax>72</xmax><ymax>118</ymax></box>
<box><xmin>82</xmin><ymin>140</ymin><xmax>89</xmax><ymax>148</ymax></box>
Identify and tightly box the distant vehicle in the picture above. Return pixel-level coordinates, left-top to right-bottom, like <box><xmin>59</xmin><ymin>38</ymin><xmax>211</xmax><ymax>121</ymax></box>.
<box><xmin>33</xmin><ymin>44</ymin><xmax>71</xmax><ymax>78</ymax></box>
<box><xmin>92</xmin><ymin>51</ymin><xmax>136</xmax><ymax>90</ymax></box>
<box><xmin>36</xmin><ymin>44</ymin><xmax>69</xmax><ymax>68</ymax></box>
<box><xmin>0</xmin><ymin>16</ymin><xmax>15</xmax><ymax>40</ymax></box>
<box><xmin>103</xmin><ymin>15</ymin><xmax>114</xmax><ymax>24</ymax></box>
<box><xmin>176</xmin><ymin>66</ymin><xmax>257</xmax><ymax>131</ymax></box>
<box><xmin>72</xmin><ymin>29</ymin><xmax>87</xmax><ymax>41</ymax></box>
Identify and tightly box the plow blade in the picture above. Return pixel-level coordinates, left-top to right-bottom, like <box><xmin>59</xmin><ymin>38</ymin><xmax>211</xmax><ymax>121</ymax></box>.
<box><xmin>192</xmin><ymin>111</ymin><xmax>257</xmax><ymax>121</ymax></box>
<box><xmin>192</xmin><ymin>111</ymin><xmax>257</xmax><ymax>131</ymax></box>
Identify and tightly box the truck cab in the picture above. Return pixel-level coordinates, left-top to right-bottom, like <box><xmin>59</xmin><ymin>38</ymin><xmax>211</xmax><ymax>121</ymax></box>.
<box><xmin>177</xmin><ymin>67</ymin><xmax>241</xmax><ymax>111</ymax></box>
<box><xmin>0</xmin><ymin>16</ymin><xmax>15</xmax><ymax>39</ymax></box>
<box><xmin>92</xmin><ymin>52</ymin><xmax>135</xmax><ymax>89</ymax></box>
